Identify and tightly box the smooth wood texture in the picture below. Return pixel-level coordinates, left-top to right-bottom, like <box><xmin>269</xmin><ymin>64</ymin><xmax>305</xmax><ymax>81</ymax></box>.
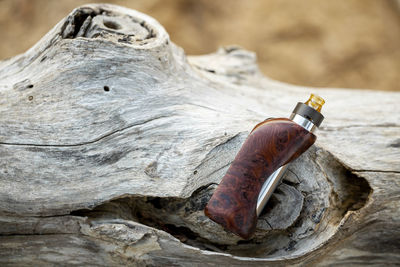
<box><xmin>205</xmin><ymin>118</ymin><xmax>316</xmax><ymax>239</ymax></box>
<box><xmin>0</xmin><ymin>4</ymin><xmax>399</xmax><ymax>266</ymax></box>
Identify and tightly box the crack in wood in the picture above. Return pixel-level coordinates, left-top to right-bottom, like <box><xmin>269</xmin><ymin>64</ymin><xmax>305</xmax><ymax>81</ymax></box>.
<box><xmin>320</xmin><ymin>123</ymin><xmax>399</xmax><ymax>131</ymax></box>
<box><xmin>0</xmin><ymin>115</ymin><xmax>169</xmax><ymax>147</ymax></box>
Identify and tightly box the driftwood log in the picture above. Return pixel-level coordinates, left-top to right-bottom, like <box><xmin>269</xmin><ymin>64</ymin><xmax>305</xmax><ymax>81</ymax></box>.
<box><xmin>0</xmin><ymin>4</ymin><xmax>399</xmax><ymax>266</ymax></box>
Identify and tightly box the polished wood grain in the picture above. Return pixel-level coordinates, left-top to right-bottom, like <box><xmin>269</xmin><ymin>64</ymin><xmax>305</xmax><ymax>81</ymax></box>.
<box><xmin>204</xmin><ymin>118</ymin><xmax>316</xmax><ymax>239</ymax></box>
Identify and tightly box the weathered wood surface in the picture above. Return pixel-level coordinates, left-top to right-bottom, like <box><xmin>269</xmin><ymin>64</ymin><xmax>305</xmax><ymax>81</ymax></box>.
<box><xmin>0</xmin><ymin>4</ymin><xmax>399</xmax><ymax>266</ymax></box>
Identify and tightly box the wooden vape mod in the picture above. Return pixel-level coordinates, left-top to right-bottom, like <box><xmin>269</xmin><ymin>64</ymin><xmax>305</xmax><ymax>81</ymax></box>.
<box><xmin>204</xmin><ymin>94</ymin><xmax>325</xmax><ymax>239</ymax></box>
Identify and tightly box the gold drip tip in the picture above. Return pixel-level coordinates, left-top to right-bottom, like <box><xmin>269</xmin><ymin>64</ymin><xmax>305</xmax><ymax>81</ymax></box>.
<box><xmin>305</xmin><ymin>94</ymin><xmax>325</xmax><ymax>112</ymax></box>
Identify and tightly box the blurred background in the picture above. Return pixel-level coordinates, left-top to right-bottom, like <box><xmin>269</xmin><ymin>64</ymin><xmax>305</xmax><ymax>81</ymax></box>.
<box><xmin>0</xmin><ymin>0</ymin><xmax>399</xmax><ymax>91</ymax></box>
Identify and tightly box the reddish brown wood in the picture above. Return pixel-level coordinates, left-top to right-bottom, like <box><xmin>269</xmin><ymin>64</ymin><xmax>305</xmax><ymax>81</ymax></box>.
<box><xmin>204</xmin><ymin>118</ymin><xmax>316</xmax><ymax>239</ymax></box>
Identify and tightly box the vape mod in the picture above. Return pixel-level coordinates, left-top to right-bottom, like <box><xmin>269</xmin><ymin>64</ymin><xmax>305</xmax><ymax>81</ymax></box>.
<box><xmin>204</xmin><ymin>94</ymin><xmax>325</xmax><ymax>239</ymax></box>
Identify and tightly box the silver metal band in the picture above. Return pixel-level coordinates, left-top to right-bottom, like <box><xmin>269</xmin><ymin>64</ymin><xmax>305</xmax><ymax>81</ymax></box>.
<box><xmin>290</xmin><ymin>113</ymin><xmax>317</xmax><ymax>133</ymax></box>
<box><xmin>256</xmin><ymin>165</ymin><xmax>288</xmax><ymax>216</ymax></box>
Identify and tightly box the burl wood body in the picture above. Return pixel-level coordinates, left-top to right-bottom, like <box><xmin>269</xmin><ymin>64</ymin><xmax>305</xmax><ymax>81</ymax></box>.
<box><xmin>205</xmin><ymin>118</ymin><xmax>316</xmax><ymax>239</ymax></box>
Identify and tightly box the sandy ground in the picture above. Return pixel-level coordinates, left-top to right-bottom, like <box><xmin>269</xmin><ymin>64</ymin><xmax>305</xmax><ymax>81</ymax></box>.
<box><xmin>0</xmin><ymin>0</ymin><xmax>399</xmax><ymax>91</ymax></box>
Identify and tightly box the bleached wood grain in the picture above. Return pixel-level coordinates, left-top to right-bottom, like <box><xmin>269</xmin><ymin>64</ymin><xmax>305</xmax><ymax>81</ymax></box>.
<box><xmin>0</xmin><ymin>4</ymin><xmax>399</xmax><ymax>266</ymax></box>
